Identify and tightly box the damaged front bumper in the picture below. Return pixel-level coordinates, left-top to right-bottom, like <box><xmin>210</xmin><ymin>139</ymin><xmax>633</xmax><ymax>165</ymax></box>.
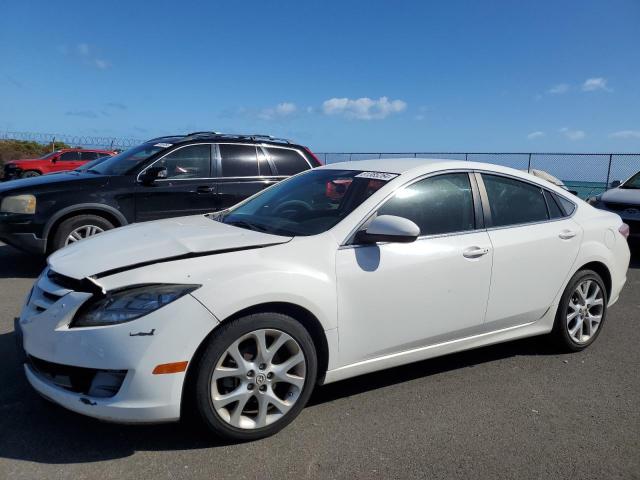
<box><xmin>18</xmin><ymin>268</ymin><xmax>220</xmax><ymax>423</ymax></box>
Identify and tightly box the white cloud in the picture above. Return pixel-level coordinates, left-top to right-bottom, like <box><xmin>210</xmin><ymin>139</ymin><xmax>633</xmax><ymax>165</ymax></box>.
<box><xmin>548</xmin><ymin>84</ymin><xmax>569</xmax><ymax>94</ymax></box>
<box><xmin>609</xmin><ymin>130</ymin><xmax>640</xmax><ymax>139</ymax></box>
<box><xmin>560</xmin><ymin>127</ymin><xmax>586</xmax><ymax>140</ymax></box>
<box><xmin>77</xmin><ymin>43</ymin><xmax>90</xmax><ymax>56</ymax></box>
<box><xmin>582</xmin><ymin>77</ymin><xmax>611</xmax><ymax>92</ymax></box>
<box><xmin>527</xmin><ymin>131</ymin><xmax>545</xmax><ymax>140</ymax></box>
<box><xmin>258</xmin><ymin>102</ymin><xmax>297</xmax><ymax>120</ymax></box>
<box><xmin>322</xmin><ymin>96</ymin><xmax>407</xmax><ymax>120</ymax></box>
<box><xmin>94</xmin><ymin>59</ymin><xmax>111</xmax><ymax>70</ymax></box>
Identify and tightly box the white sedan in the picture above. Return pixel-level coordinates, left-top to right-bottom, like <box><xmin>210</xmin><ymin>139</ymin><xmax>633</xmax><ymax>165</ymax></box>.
<box><xmin>16</xmin><ymin>159</ymin><xmax>630</xmax><ymax>441</ymax></box>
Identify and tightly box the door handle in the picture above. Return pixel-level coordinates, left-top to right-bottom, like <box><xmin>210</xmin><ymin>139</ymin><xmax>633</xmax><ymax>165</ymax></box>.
<box><xmin>558</xmin><ymin>230</ymin><xmax>577</xmax><ymax>240</ymax></box>
<box><xmin>463</xmin><ymin>246</ymin><xmax>490</xmax><ymax>259</ymax></box>
<box><xmin>196</xmin><ymin>186</ymin><xmax>215</xmax><ymax>194</ymax></box>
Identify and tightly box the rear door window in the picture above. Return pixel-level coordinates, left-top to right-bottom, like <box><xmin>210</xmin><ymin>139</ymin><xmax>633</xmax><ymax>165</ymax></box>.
<box><xmin>266</xmin><ymin>147</ymin><xmax>310</xmax><ymax>175</ymax></box>
<box><xmin>543</xmin><ymin>190</ymin><xmax>564</xmax><ymax>219</ymax></box>
<box><xmin>219</xmin><ymin>144</ymin><xmax>259</xmax><ymax>177</ymax></box>
<box><xmin>482</xmin><ymin>174</ymin><xmax>549</xmax><ymax>227</ymax></box>
<box><xmin>59</xmin><ymin>151</ymin><xmax>80</xmax><ymax>161</ymax></box>
<box><xmin>80</xmin><ymin>151</ymin><xmax>100</xmax><ymax>161</ymax></box>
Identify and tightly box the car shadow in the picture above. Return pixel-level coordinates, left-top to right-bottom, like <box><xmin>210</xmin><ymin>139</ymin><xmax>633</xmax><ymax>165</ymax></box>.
<box><xmin>0</xmin><ymin>327</ymin><xmax>560</xmax><ymax>465</ymax></box>
<box><xmin>0</xmin><ymin>243</ymin><xmax>45</xmax><ymax>279</ymax></box>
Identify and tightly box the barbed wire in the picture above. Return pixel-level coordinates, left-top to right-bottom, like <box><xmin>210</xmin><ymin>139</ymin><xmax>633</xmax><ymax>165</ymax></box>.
<box><xmin>0</xmin><ymin>130</ymin><xmax>143</xmax><ymax>149</ymax></box>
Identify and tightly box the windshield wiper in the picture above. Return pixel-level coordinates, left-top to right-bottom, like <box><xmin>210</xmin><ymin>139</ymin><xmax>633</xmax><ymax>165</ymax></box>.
<box><xmin>85</xmin><ymin>169</ymin><xmax>101</xmax><ymax>174</ymax></box>
<box><xmin>226</xmin><ymin>220</ymin><xmax>268</xmax><ymax>233</ymax></box>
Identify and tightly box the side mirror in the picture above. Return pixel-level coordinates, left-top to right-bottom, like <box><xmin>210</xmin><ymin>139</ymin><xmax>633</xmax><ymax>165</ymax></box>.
<box><xmin>51</xmin><ymin>156</ymin><xmax>58</xmax><ymax>163</ymax></box>
<box><xmin>354</xmin><ymin>215</ymin><xmax>420</xmax><ymax>244</ymax></box>
<box><xmin>610</xmin><ymin>180</ymin><xmax>621</xmax><ymax>188</ymax></box>
<box><xmin>141</xmin><ymin>166</ymin><xmax>167</xmax><ymax>185</ymax></box>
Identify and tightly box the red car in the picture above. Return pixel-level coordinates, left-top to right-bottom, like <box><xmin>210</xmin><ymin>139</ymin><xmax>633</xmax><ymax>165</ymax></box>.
<box><xmin>2</xmin><ymin>148</ymin><xmax>117</xmax><ymax>180</ymax></box>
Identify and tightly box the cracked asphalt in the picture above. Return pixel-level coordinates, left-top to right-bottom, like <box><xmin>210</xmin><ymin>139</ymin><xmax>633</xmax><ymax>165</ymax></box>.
<box><xmin>0</xmin><ymin>242</ymin><xmax>638</xmax><ymax>479</ymax></box>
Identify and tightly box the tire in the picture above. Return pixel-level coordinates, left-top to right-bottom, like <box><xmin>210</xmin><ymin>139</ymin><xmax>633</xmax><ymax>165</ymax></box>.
<box><xmin>192</xmin><ymin>312</ymin><xmax>318</xmax><ymax>441</ymax></box>
<box><xmin>50</xmin><ymin>214</ymin><xmax>115</xmax><ymax>252</ymax></box>
<box><xmin>551</xmin><ymin>269</ymin><xmax>608</xmax><ymax>352</ymax></box>
<box><xmin>21</xmin><ymin>170</ymin><xmax>41</xmax><ymax>178</ymax></box>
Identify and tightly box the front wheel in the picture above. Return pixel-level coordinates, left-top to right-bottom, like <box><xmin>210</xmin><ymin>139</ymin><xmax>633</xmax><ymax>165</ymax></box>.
<box><xmin>50</xmin><ymin>214</ymin><xmax>115</xmax><ymax>252</ymax></box>
<box><xmin>551</xmin><ymin>269</ymin><xmax>608</xmax><ymax>351</ymax></box>
<box><xmin>193</xmin><ymin>312</ymin><xmax>317</xmax><ymax>441</ymax></box>
<box><xmin>21</xmin><ymin>170</ymin><xmax>41</xmax><ymax>178</ymax></box>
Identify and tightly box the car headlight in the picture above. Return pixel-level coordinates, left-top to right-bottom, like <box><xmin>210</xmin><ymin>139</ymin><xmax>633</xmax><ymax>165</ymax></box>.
<box><xmin>72</xmin><ymin>284</ymin><xmax>200</xmax><ymax>327</ymax></box>
<box><xmin>1</xmin><ymin>194</ymin><xmax>36</xmax><ymax>214</ymax></box>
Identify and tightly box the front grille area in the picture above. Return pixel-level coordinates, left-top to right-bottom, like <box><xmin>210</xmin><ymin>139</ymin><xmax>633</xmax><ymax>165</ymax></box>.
<box><xmin>28</xmin><ymin>355</ymin><xmax>127</xmax><ymax>398</ymax></box>
<box><xmin>46</xmin><ymin>269</ymin><xmax>100</xmax><ymax>294</ymax></box>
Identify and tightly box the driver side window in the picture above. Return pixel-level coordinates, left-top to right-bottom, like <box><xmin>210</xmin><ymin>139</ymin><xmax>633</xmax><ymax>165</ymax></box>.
<box><xmin>377</xmin><ymin>173</ymin><xmax>476</xmax><ymax>236</ymax></box>
<box><xmin>156</xmin><ymin>144</ymin><xmax>211</xmax><ymax>179</ymax></box>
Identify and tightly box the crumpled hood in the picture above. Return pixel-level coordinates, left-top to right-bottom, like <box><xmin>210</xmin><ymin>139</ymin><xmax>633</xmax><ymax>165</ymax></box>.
<box><xmin>48</xmin><ymin>215</ymin><xmax>292</xmax><ymax>280</ymax></box>
<box><xmin>601</xmin><ymin>188</ymin><xmax>640</xmax><ymax>205</ymax></box>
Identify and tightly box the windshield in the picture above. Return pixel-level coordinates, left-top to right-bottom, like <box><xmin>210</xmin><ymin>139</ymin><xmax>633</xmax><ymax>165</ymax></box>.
<box><xmin>217</xmin><ymin>169</ymin><xmax>394</xmax><ymax>236</ymax></box>
<box><xmin>87</xmin><ymin>143</ymin><xmax>169</xmax><ymax>175</ymax></box>
<box><xmin>621</xmin><ymin>171</ymin><xmax>640</xmax><ymax>189</ymax></box>
<box><xmin>74</xmin><ymin>156</ymin><xmax>110</xmax><ymax>172</ymax></box>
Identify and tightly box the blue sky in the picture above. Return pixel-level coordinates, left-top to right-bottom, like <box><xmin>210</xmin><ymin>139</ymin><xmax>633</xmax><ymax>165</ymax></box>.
<box><xmin>1</xmin><ymin>0</ymin><xmax>639</xmax><ymax>152</ymax></box>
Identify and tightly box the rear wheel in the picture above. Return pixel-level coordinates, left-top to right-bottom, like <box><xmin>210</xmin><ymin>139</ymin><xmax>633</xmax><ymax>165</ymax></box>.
<box><xmin>21</xmin><ymin>170</ymin><xmax>41</xmax><ymax>178</ymax></box>
<box><xmin>50</xmin><ymin>214</ymin><xmax>114</xmax><ymax>251</ymax></box>
<box><xmin>551</xmin><ymin>269</ymin><xmax>608</xmax><ymax>351</ymax></box>
<box><xmin>193</xmin><ymin>312</ymin><xmax>317</xmax><ymax>441</ymax></box>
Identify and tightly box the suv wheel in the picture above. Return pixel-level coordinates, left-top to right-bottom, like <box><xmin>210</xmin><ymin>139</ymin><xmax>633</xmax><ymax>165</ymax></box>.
<box><xmin>51</xmin><ymin>214</ymin><xmax>115</xmax><ymax>251</ymax></box>
<box><xmin>551</xmin><ymin>269</ymin><xmax>608</xmax><ymax>351</ymax></box>
<box><xmin>193</xmin><ymin>312</ymin><xmax>317</xmax><ymax>441</ymax></box>
<box><xmin>21</xmin><ymin>170</ymin><xmax>41</xmax><ymax>178</ymax></box>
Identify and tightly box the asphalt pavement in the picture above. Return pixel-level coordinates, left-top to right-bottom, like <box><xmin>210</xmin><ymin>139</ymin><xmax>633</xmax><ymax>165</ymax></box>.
<box><xmin>0</xmin><ymin>242</ymin><xmax>638</xmax><ymax>479</ymax></box>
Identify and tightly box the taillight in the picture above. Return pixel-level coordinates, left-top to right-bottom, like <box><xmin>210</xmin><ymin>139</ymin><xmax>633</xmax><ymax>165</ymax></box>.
<box><xmin>619</xmin><ymin>223</ymin><xmax>630</xmax><ymax>239</ymax></box>
<box><xmin>304</xmin><ymin>147</ymin><xmax>324</xmax><ymax>166</ymax></box>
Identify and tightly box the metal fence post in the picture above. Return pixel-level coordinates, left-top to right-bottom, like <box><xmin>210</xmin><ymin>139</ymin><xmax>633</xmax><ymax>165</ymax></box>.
<box><xmin>527</xmin><ymin>153</ymin><xmax>532</xmax><ymax>173</ymax></box>
<box><xmin>465</xmin><ymin>153</ymin><xmax>468</xmax><ymax>161</ymax></box>
<box><xmin>52</xmin><ymin>137</ymin><xmax>55</xmax><ymax>152</ymax></box>
<box><xmin>605</xmin><ymin>154</ymin><xmax>613</xmax><ymax>189</ymax></box>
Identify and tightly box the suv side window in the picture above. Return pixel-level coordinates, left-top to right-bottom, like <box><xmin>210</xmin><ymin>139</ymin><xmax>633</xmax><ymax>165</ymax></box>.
<box><xmin>80</xmin><ymin>151</ymin><xmax>100</xmax><ymax>161</ymax></box>
<box><xmin>59</xmin><ymin>151</ymin><xmax>80</xmax><ymax>161</ymax></box>
<box><xmin>482</xmin><ymin>174</ymin><xmax>548</xmax><ymax>227</ymax></box>
<box><xmin>220</xmin><ymin>144</ymin><xmax>259</xmax><ymax>177</ymax></box>
<box><xmin>377</xmin><ymin>173</ymin><xmax>475</xmax><ymax>236</ymax></box>
<box><xmin>156</xmin><ymin>144</ymin><xmax>211</xmax><ymax>179</ymax></box>
<box><xmin>266</xmin><ymin>147</ymin><xmax>310</xmax><ymax>176</ymax></box>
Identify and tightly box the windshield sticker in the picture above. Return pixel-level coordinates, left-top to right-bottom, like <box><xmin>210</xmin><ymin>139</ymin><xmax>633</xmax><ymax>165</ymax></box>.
<box><xmin>355</xmin><ymin>171</ymin><xmax>398</xmax><ymax>181</ymax></box>
<box><xmin>153</xmin><ymin>143</ymin><xmax>173</xmax><ymax>148</ymax></box>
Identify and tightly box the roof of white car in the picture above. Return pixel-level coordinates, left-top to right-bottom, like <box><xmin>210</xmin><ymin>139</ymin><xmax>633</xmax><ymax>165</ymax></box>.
<box><xmin>321</xmin><ymin>157</ymin><xmax>504</xmax><ymax>176</ymax></box>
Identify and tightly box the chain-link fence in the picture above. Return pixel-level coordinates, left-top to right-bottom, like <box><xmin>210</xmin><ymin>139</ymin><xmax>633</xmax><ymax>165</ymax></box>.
<box><xmin>2</xmin><ymin>131</ymin><xmax>638</xmax><ymax>199</ymax></box>
<box><xmin>317</xmin><ymin>152</ymin><xmax>640</xmax><ymax>198</ymax></box>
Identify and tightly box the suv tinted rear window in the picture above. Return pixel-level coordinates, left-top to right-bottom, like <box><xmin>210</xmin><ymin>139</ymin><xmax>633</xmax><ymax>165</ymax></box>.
<box><xmin>266</xmin><ymin>148</ymin><xmax>310</xmax><ymax>175</ymax></box>
<box><xmin>220</xmin><ymin>144</ymin><xmax>259</xmax><ymax>177</ymax></box>
<box><xmin>482</xmin><ymin>174</ymin><xmax>548</xmax><ymax>227</ymax></box>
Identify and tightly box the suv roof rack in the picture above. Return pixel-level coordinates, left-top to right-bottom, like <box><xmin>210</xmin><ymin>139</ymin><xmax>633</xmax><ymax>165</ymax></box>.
<box><xmin>145</xmin><ymin>132</ymin><xmax>292</xmax><ymax>145</ymax></box>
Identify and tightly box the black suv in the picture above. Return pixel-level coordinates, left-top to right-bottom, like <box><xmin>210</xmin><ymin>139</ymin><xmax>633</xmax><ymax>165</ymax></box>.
<box><xmin>0</xmin><ymin>132</ymin><xmax>322</xmax><ymax>254</ymax></box>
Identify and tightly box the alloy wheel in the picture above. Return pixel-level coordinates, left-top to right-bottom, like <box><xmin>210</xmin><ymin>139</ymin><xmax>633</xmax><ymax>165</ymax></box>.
<box><xmin>566</xmin><ymin>279</ymin><xmax>604</xmax><ymax>344</ymax></box>
<box><xmin>65</xmin><ymin>225</ymin><xmax>104</xmax><ymax>245</ymax></box>
<box><xmin>210</xmin><ymin>328</ymin><xmax>306</xmax><ymax>429</ymax></box>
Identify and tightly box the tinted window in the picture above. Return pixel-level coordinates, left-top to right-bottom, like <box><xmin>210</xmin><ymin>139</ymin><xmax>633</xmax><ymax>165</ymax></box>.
<box><xmin>156</xmin><ymin>144</ymin><xmax>211</xmax><ymax>179</ymax></box>
<box><xmin>80</xmin><ymin>151</ymin><xmax>99</xmax><ymax>161</ymax></box>
<box><xmin>554</xmin><ymin>193</ymin><xmax>576</xmax><ymax>216</ymax></box>
<box><xmin>220</xmin><ymin>144</ymin><xmax>259</xmax><ymax>177</ymax></box>
<box><xmin>59</xmin><ymin>151</ymin><xmax>79</xmax><ymax>161</ymax></box>
<box><xmin>482</xmin><ymin>174</ymin><xmax>548</xmax><ymax>227</ymax></box>
<box><xmin>544</xmin><ymin>190</ymin><xmax>564</xmax><ymax>219</ymax></box>
<box><xmin>267</xmin><ymin>148</ymin><xmax>310</xmax><ymax>175</ymax></box>
<box><xmin>377</xmin><ymin>173</ymin><xmax>475</xmax><ymax>236</ymax></box>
